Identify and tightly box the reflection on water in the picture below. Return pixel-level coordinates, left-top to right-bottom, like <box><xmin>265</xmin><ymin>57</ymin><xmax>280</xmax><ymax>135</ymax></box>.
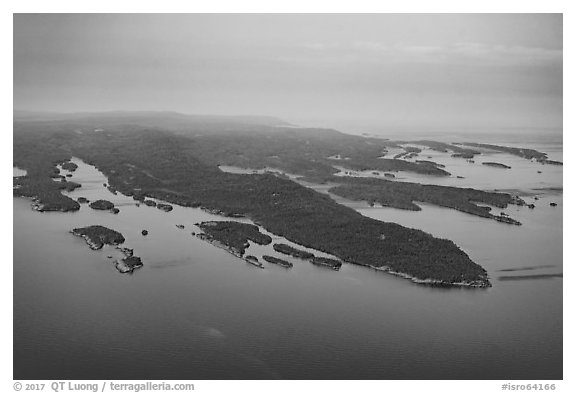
<box><xmin>13</xmin><ymin>166</ymin><xmax>27</xmax><ymax>177</ymax></box>
<box><xmin>14</xmin><ymin>140</ymin><xmax>562</xmax><ymax>379</ymax></box>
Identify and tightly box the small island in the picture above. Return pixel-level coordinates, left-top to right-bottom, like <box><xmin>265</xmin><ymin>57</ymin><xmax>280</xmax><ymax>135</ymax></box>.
<box><xmin>263</xmin><ymin>255</ymin><xmax>293</xmax><ymax>268</ymax></box>
<box><xmin>156</xmin><ymin>203</ymin><xmax>173</xmax><ymax>212</ymax></box>
<box><xmin>244</xmin><ymin>255</ymin><xmax>264</xmax><ymax>268</ymax></box>
<box><xmin>195</xmin><ymin>221</ymin><xmax>272</xmax><ymax>258</ymax></box>
<box><xmin>272</xmin><ymin>243</ymin><xmax>340</xmax><ymax>269</ymax></box>
<box><xmin>89</xmin><ymin>199</ymin><xmax>115</xmax><ymax>210</ymax></box>
<box><xmin>61</xmin><ymin>161</ymin><xmax>78</xmax><ymax>172</ymax></box>
<box><xmin>311</xmin><ymin>257</ymin><xmax>342</xmax><ymax>271</ymax></box>
<box><xmin>113</xmin><ymin>255</ymin><xmax>144</xmax><ymax>273</ymax></box>
<box><xmin>71</xmin><ymin>225</ymin><xmax>125</xmax><ymax>250</ymax></box>
<box><xmin>273</xmin><ymin>243</ymin><xmax>314</xmax><ymax>259</ymax></box>
<box><xmin>482</xmin><ymin>162</ymin><xmax>511</xmax><ymax>169</ymax></box>
<box><xmin>329</xmin><ymin>177</ymin><xmax>523</xmax><ymax>225</ymax></box>
<box><xmin>71</xmin><ymin>228</ymin><xmax>143</xmax><ymax>273</ymax></box>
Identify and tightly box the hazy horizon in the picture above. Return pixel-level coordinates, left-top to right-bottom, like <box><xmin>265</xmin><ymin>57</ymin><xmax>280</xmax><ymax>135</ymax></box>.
<box><xmin>14</xmin><ymin>14</ymin><xmax>562</xmax><ymax>131</ymax></box>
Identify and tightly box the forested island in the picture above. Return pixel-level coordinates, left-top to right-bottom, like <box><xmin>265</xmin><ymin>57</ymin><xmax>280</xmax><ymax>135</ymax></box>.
<box><xmin>482</xmin><ymin>162</ymin><xmax>511</xmax><ymax>169</ymax></box>
<box><xmin>89</xmin><ymin>199</ymin><xmax>115</xmax><ymax>210</ymax></box>
<box><xmin>14</xmin><ymin>111</ymin><xmax>555</xmax><ymax>286</ymax></box>
<box><xmin>70</xmin><ymin>225</ymin><xmax>143</xmax><ymax>273</ymax></box>
<box><xmin>273</xmin><ymin>243</ymin><xmax>315</xmax><ymax>259</ymax></box>
<box><xmin>14</xmin><ymin>167</ymin><xmax>81</xmax><ymax>212</ymax></box>
<box><xmin>71</xmin><ymin>225</ymin><xmax>125</xmax><ymax>250</ymax></box>
<box><xmin>195</xmin><ymin>221</ymin><xmax>272</xmax><ymax>257</ymax></box>
<box><xmin>272</xmin><ymin>243</ymin><xmax>342</xmax><ymax>269</ymax></box>
<box><xmin>262</xmin><ymin>255</ymin><xmax>293</xmax><ymax>268</ymax></box>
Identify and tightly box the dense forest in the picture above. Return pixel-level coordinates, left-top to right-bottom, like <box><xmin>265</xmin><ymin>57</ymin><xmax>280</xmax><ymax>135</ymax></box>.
<box><xmin>196</xmin><ymin>221</ymin><xmax>273</xmax><ymax>256</ymax></box>
<box><xmin>71</xmin><ymin>225</ymin><xmax>125</xmax><ymax>250</ymax></box>
<box><xmin>455</xmin><ymin>142</ymin><xmax>562</xmax><ymax>165</ymax></box>
<box><xmin>328</xmin><ymin>177</ymin><xmax>522</xmax><ymax>224</ymax></box>
<box><xmin>12</xmin><ymin>114</ymin><xmax>508</xmax><ymax>286</ymax></box>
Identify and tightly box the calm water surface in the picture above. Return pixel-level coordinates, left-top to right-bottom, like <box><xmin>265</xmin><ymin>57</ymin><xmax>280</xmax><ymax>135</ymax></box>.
<box><xmin>13</xmin><ymin>134</ymin><xmax>562</xmax><ymax>380</ymax></box>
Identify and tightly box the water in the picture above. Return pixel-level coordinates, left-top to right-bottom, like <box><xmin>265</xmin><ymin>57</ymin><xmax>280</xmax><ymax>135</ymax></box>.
<box><xmin>13</xmin><ymin>133</ymin><xmax>562</xmax><ymax>380</ymax></box>
<box><xmin>13</xmin><ymin>167</ymin><xmax>27</xmax><ymax>177</ymax></box>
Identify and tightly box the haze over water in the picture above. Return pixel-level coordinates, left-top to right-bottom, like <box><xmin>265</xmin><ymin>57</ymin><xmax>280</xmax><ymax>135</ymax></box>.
<box><xmin>14</xmin><ymin>14</ymin><xmax>562</xmax><ymax>132</ymax></box>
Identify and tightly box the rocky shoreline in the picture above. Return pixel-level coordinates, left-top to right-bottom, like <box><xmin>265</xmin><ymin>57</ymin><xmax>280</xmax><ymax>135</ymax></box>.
<box><xmin>311</xmin><ymin>257</ymin><xmax>342</xmax><ymax>271</ymax></box>
<box><xmin>71</xmin><ymin>225</ymin><xmax>125</xmax><ymax>249</ymax></box>
<box><xmin>482</xmin><ymin>162</ymin><xmax>511</xmax><ymax>169</ymax></box>
<box><xmin>71</xmin><ymin>226</ymin><xmax>143</xmax><ymax>273</ymax></box>
<box><xmin>195</xmin><ymin>233</ymin><xmax>244</xmax><ymax>258</ymax></box>
<box><xmin>113</xmin><ymin>247</ymin><xmax>143</xmax><ymax>273</ymax></box>
<box><xmin>369</xmin><ymin>264</ymin><xmax>491</xmax><ymax>288</ymax></box>
<box><xmin>273</xmin><ymin>243</ymin><xmax>314</xmax><ymax>259</ymax></box>
<box><xmin>262</xmin><ymin>255</ymin><xmax>293</xmax><ymax>268</ymax></box>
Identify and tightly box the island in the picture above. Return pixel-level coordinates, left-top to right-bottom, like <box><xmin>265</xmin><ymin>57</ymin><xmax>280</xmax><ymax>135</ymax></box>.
<box><xmin>14</xmin><ymin>111</ymin><xmax>500</xmax><ymax>287</ymax></box>
<box><xmin>71</xmin><ymin>225</ymin><xmax>125</xmax><ymax>250</ymax></box>
<box><xmin>398</xmin><ymin>140</ymin><xmax>481</xmax><ymax>158</ymax></box>
<box><xmin>89</xmin><ymin>199</ymin><xmax>115</xmax><ymax>210</ymax></box>
<box><xmin>111</xmin><ymin>247</ymin><xmax>144</xmax><ymax>273</ymax></box>
<box><xmin>455</xmin><ymin>142</ymin><xmax>550</xmax><ymax>162</ymax></box>
<box><xmin>328</xmin><ymin>177</ymin><xmax>523</xmax><ymax>225</ymax></box>
<box><xmin>482</xmin><ymin>162</ymin><xmax>511</xmax><ymax>169</ymax></box>
<box><xmin>77</xmin><ymin>197</ymin><xmax>89</xmax><ymax>204</ymax></box>
<box><xmin>13</xmin><ymin>159</ymin><xmax>82</xmax><ymax>212</ymax></box>
<box><xmin>61</xmin><ymin>161</ymin><xmax>78</xmax><ymax>172</ymax></box>
<box><xmin>113</xmin><ymin>255</ymin><xmax>144</xmax><ymax>273</ymax></box>
<box><xmin>156</xmin><ymin>203</ymin><xmax>173</xmax><ymax>212</ymax></box>
<box><xmin>262</xmin><ymin>255</ymin><xmax>293</xmax><ymax>268</ymax></box>
<box><xmin>543</xmin><ymin>160</ymin><xmax>562</xmax><ymax>166</ymax></box>
<box><xmin>273</xmin><ymin>243</ymin><xmax>314</xmax><ymax>259</ymax></box>
<box><xmin>69</xmin><ymin>229</ymin><xmax>144</xmax><ymax>273</ymax></box>
<box><xmin>311</xmin><ymin>257</ymin><xmax>342</xmax><ymax>271</ymax></box>
<box><xmin>195</xmin><ymin>221</ymin><xmax>272</xmax><ymax>258</ymax></box>
<box><xmin>244</xmin><ymin>255</ymin><xmax>264</xmax><ymax>268</ymax></box>
<box><xmin>416</xmin><ymin>160</ymin><xmax>445</xmax><ymax>168</ymax></box>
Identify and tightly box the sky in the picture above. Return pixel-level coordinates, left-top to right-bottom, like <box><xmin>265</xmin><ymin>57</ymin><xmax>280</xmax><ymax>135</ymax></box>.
<box><xmin>13</xmin><ymin>14</ymin><xmax>562</xmax><ymax>131</ymax></box>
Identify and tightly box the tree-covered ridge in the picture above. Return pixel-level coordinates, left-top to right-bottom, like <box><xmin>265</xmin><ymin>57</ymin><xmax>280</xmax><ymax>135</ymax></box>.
<box><xmin>328</xmin><ymin>177</ymin><xmax>523</xmax><ymax>225</ymax></box>
<box><xmin>273</xmin><ymin>243</ymin><xmax>315</xmax><ymax>259</ymax></box>
<box><xmin>455</xmin><ymin>142</ymin><xmax>561</xmax><ymax>165</ymax></box>
<box><xmin>393</xmin><ymin>140</ymin><xmax>482</xmax><ymax>158</ymax></box>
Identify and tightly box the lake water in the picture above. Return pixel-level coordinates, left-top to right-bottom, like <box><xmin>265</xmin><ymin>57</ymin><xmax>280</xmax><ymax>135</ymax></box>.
<box><xmin>13</xmin><ymin>133</ymin><xmax>562</xmax><ymax>380</ymax></box>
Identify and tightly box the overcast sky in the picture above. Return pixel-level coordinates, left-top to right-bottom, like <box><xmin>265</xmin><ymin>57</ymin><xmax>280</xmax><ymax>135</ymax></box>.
<box><xmin>14</xmin><ymin>14</ymin><xmax>562</xmax><ymax>130</ymax></box>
